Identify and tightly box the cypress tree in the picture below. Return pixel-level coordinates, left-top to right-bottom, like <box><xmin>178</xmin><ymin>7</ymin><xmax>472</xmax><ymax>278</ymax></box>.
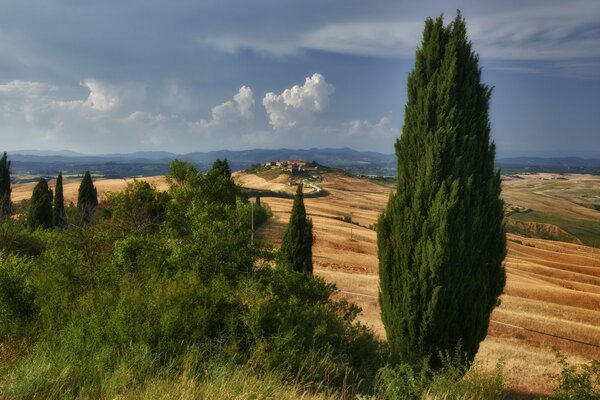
<box><xmin>53</xmin><ymin>172</ymin><xmax>67</xmax><ymax>228</ymax></box>
<box><xmin>28</xmin><ymin>178</ymin><xmax>54</xmax><ymax>230</ymax></box>
<box><xmin>280</xmin><ymin>183</ymin><xmax>313</xmax><ymax>274</ymax></box>
<box><xmin>77</xmin><ymin>171</ymin><xmax>98</xmax><ymax>223</ymax></box>
<box><xmin>377</xmin><ymin>12</ymin><xmax>506</xmax><ymax>368</ymax></box>
<box><xmin>0</xmin><ymin>152</ymin><xmax>11</xmax><ymax>219</ymax></box>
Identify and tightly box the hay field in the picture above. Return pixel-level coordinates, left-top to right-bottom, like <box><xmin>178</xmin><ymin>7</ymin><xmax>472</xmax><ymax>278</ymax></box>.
<box><xmin>243</xmin><ymin>171</ymin><xmax>600</xmax><ymax>396</ymax></box>
<box><xmin>11</xmin><ymin>171</ymin><xmax>600</xmax><ymax>395</ymax></box>
<box><xmin>11</xmin><ymin>176</ymin><xmax>169</xmax><ymax>205</ymax></box>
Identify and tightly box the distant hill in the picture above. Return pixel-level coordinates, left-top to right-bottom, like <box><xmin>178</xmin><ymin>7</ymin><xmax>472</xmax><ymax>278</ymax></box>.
<box><xmin>497</xmin><ymin>157</ymin><xmax>600</xmax><ymax>168</ymax></box>
<box><xmin>7</xmin><ymin>147</ymin><xmax>396</xmax><ymax>180</ymax></box>
<box><xmin>9</xmin><ymin>151</ymin><xmax>600</xmax><ymax>181</ymax></box>
<box><xmin>497</xmin><ymin>157</ymin><xmax>600</xmax><ymax>174</ymax></box>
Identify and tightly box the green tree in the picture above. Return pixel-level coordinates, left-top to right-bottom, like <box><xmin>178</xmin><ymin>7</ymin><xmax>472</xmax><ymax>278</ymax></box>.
<box><xmin>280</xmin><ymin>184</ymin><xmax>313</xmax><ymax>274</ymax></box>
<box><xmin>77</xmin><ymin>171</ymin><xmax>98</xmax><ymax>224</ymax></box>
<box><xmin>204</xmin><ymin>158</ymin><xmax>238</xmax><ymax>207</ymax></box>
<box><xmin>28</xmin><ymin>178</ymin><xmax>54</xmax><ymax>230</ymax></box>
<box><xmin>0</xmin><ymin>152</ymin><xmax>11</xmax><ymax>219</ymax></box>
<box><xmin>107</xmin><ymin>180</ymin><xmax>169</xmax><ymax>235</ymax></box>
<box><xmin>53</xmin><ymin>172</ymin><xmax>67</xmax><ymax>228</ymax></box>
<box><xmin>377</xmin><ymin>12</ymin><xmax>506</xmax><ymax>368</ymax></box>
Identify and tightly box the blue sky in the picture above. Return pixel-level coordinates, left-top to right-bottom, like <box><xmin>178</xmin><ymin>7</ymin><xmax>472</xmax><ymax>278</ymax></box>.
<box><xmin>0</xmin><ymin>0</ymin><xmax>598</xmax><ymax>157</ymax></box>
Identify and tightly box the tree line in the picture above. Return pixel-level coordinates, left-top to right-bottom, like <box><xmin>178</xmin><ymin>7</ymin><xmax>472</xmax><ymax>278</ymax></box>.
<box><xmin>0</xmin><ymin>158</ymin><xmax>100</xmax><ymax>230</ymax></box>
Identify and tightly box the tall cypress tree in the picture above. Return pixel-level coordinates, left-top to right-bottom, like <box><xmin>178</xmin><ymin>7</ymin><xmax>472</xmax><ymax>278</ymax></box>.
<box><xmin>28</xmin><ymin>178</ymin><xmax>54</xmax><ymax>230</ymax></box>
<box><xmin>0</xmin><ymin>152</ymin><xmax>11</xmax><ymax>219</ymax></box>
<box><xmin>53</xmin><ymin>172</ymin><xmax>67</xmax><ymax>228</ymax></box>
<box><xmin>77</xmin><ymin>171</ymin><xmax>98</xmax><ymax>223</ymax></box>
<box><xmin>280</xmin><ymin>183</ymin><xmax>313</xmax><ymax>274</ymax></box>
<box><xmin>377</xmin><ymin>12</ymin><xmax>506</xmax><ymax>368</ymax></box>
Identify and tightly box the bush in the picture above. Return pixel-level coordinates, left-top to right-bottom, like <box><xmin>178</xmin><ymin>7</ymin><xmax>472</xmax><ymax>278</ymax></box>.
<box><xmin>550</xmin><ymin>353</ymin><xmax>600</xmax><ymax>400</ymax></box>
<box><xmin>0</xmin><ymin>255</ymin><xmax>37</xmax><ymax>339</ymax></box>
<box><xmin>375</xmin><ymin>353</ymin><xmax>505</xmax><ymax>400</ymax></box>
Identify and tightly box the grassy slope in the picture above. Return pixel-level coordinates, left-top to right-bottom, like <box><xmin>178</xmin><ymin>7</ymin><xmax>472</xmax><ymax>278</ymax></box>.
<box><xmin>509</xmin><ymin>211</ymin><xmax>600</xmax><ymax>248</ymax></box>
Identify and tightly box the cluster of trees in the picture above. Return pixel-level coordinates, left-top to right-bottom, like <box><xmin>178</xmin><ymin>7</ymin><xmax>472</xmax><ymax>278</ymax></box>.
<box><xmin>0</xmin><ymin>158</ymin><xmax>100</xmax><ymax>230</ymax></box>
<box><xmin>0</xmin><ymin>12</ymin><xmax>511</xmax><ymax>399</ymax></box>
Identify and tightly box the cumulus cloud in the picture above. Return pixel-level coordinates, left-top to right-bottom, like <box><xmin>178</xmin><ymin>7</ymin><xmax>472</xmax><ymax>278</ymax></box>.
<box><xmin>81</xmin><ymin>80</ymin><xmax>119</xmax><ymax>111</ymax></box>
<box><xmin>343</xmin><ymin>116</ymin><xmax>397</xmax><ymax>138</ymax></box>
<box><xmin>198</xmin><ymin>85</ymin><xmax>255</xmax><ymax>129</ymax></box>
<box><xmin>263</xmin><ymin>73</ymin><xmax>335</xmax><ymax>129</ymax></box>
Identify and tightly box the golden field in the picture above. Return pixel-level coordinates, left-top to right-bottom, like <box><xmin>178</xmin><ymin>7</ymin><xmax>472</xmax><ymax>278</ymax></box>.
<box><xmin>11</xmin><ymin>171</ymin><xmax>600</xmax><ymax>395</ymax></box>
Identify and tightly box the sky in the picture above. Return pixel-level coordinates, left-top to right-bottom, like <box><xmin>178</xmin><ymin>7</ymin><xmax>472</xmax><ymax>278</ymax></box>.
<box><xmin>0</xmin><ymin>0</ymin><xmax>598</xmax><ymax>157</ymax></box>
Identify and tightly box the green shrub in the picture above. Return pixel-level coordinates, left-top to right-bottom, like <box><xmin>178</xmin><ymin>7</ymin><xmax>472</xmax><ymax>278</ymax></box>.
<box><xmin>0</xmin><ymin>255</ymin><xmax>37</xmax><ymax>339</ymax></box>
<box><xmin>375</xmin><ymin>354</ymin><xmax>505</xmax><ymax>400</ymax></box>
<box><xmin>549</xmin><ymin>353</ymin><xmax>600</xmax><ymax>400</ymax></box>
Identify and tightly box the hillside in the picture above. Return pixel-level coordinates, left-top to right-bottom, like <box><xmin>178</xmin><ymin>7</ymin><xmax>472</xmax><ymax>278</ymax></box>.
<box><xmin>9</xmin><ymin>169</ymin><xmax>600</xmax><ymax>396</ymax></box>
<box><xmin>236</xmin><ymin>169</ymin><xmax>600</xmax><ymax>396</ymax></box>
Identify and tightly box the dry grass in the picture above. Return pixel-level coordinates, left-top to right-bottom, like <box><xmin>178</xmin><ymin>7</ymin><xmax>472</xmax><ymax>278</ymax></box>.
<box><xmin>11</xmin><ymin>176</ymin><xmax>168</xmax><ymax>205</ymax></box>
<box><xmin>242</xmin><ymin>170</ymin><xmax>600</xmax><ymax>396</ymax></box>
<box><xmin>502</xmin><ymin>173</ymin><xmax>600</xmax><ymax>222</ymax></box>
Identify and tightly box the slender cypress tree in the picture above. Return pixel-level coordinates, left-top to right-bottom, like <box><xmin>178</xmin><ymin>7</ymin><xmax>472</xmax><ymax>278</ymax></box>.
<box><xmin>377</xmin><ymin>12</ymin><xmax>506</xmax><ymax>368</ymax></box>
<box><xmin>28</xmin><ymin>178</ymin><xmax>54</xmax><ymax>230</ymax></box>
<box><xmin>77</xmin><ymin>171</ymin><xmax>98</xmax><ymax>223</ymax></box>
<box><xmin>280</xmin><ymin>183</ymin><xmax>313</xmax><ymax>274</ymax></box>
<box><xmin>53</xmin><ymin>172</ymin><xmax>67</xmax><ymax>228</ymax></box>
<box><xmin>0</xmin><ymin>152</ymin><xmax>11</xmax><ymax>219</ymax></box>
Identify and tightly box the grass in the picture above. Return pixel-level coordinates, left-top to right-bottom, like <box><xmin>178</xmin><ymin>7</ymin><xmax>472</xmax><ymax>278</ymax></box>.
<box><xmin>509</xmin><ymin>211</ymin><xmax>600</xmax><ymax>247</ymax></box>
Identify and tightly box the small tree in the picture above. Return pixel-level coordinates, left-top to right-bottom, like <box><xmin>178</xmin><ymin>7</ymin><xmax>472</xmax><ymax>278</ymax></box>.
<box><xmin>53</xmin><ymin>172</ymin><xmax>67</xmax><ymax>228</ymax></box>
<box><xmin>204</xmin><ymin>158</ymin><xmax>238</xmax><ymax>207</ymax></box>
<box><xmin>377</xmin><ymin>12</ymin><xmax>506</xmax><ymax>368</ymax></box>
<box><xmin>0</xmin><ymin>152</ymin><xmax>11</xmax><ymax>219</ymax></box>
<box><xmin>28</xmin><ymin>178</ymin><xmax>54</xmax><ymax>230</ymax></box>
<box><xmin>280</xmin><ymin>183</ymin><xmax>313</xmax><ymax>274</ymax></box>
<box><xmin>77</xmin><ymin>171</ymin><xmax>98</xmax><ymax>224</ymax></box>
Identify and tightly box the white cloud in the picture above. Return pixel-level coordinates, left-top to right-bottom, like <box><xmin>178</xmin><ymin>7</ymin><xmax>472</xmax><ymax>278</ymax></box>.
<box><xmin>198</xmin><ymin>85</ymin><xmax>255</xmax><ymax>129</ymax></box>
<box><xmin>126</xmin><ymin>111</ymin><xmax>167</xmax><ymax>125</ymax></box>
<box><xmin>343</xmin><ymin>116</ymin><xmax>397</xmax><ymax>138</ymax></box>
<box><xmin>263</xmin><ymin>73</ymin><xmax>335</xmax><ymax>129</ymax></box>
<box><xmin>81</xmin><ymin>80</ymin><xmax>119</xmax><ymax>111</ymax></box>
<box><xmin>202</xmin><ymin>36</ymin><xmax>299</xmax><ymax>57</ymax></box>
<box><xmin>202</xmin><ymin>1</ymin><xmax>600</xmax><ymax>78</ymax></box>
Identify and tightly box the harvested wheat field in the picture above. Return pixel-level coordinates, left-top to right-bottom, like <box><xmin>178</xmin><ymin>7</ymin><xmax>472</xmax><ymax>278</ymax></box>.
<box><xmin>11</xmin><ymin>171</ymin><xmax>600</xmax><ymax>395</ymax></box>
<box><xmin>240</xmin><ymin>170</ymin><xmax>600</xmax><ymax>396</ymax></box>
<box><xmin>11</xmin><ymin>176</ymin><xmax>169</xmax><ymax>205</ymax></box>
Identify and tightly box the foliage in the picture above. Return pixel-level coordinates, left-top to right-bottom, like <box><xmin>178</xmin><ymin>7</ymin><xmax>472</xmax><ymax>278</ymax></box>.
<box><xmin>0</xmin><ymin>159</ymin><xmax>386</xmax><ymax>398</ymax></box>
<box><xmin>0</xmin><ymin>255</ymin><xmax>37</xmax><ymax>339</ymax></box>
<box><xmin>28</xmin><ymin>178</ymin><xmax>54</xmax><ymax>230</ymax></box>
<box><xmin>377</xmin><ymin>12</ymin><xmax>506</xmax><ymax>369</ymax></box>
<box><xmin>374</xmin><ymin>357</ymin><xmax>506</xmax><ymax>400</ymax></box>
<box><xmin>0</xmin><ymin>151</ymin><xmax>11</xmax><ymax>219</ymax></box>
<box><xmin>280</xmin><ymin>184</ymin><xmax>314</xmax><ymax>274</ymax></box>
<box><xmin>77</xmin><ymin>171</ymin><xmax>99</xmax><ymax>224</ymax></box>
<box><xmin>0</xmin><ymin>220</ymin><xmax>46</xmax><ymax>257</ymax></box>
<box><xmin>204</xmin><ymin>158</ymin><xmax>238</xmax><ymax>207</ymax></box>
<box><xmin>105</xmin><ymin>180</ymin><xmax>169</xmax><ymax>236</ymax></box>
<box><xmin>549</xmin><ymin>353</ymin><xmax>600</xmax><ymax>400</ymax></box>
<box><xmin>53</xmin><ymin>172</ymin><xmax>67</xmax><ymax>228</ymax></box>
